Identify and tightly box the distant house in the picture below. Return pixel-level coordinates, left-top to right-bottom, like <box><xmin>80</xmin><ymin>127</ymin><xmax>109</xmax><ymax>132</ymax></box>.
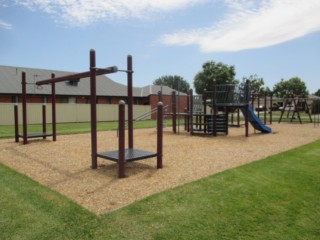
<box><xmin>0</xmin><ymin>65</ymin><xmax>188</xmax><ymax>116</ymax></box>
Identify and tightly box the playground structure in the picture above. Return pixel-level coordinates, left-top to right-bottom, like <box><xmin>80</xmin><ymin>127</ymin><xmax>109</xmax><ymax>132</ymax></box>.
<box><xmin>165</xmin><ymin>83</ymin><xmax>320</xmax><ymax>134</ymax></box>
<box><xmin>164</xmin><ymin>80</ymin><xmax>272</xmax><ymax>137</ymax></box>
<box><xmin>278</xmin><ymin>94</ymin><xmax>312</xmax><ymax>124</ymax></box>
<box><xmin>14</xmin><ymin>71</ymin><xmax>56</xmax><ymax>144</ymax></box>
<box><xmin>33</xmin><ymin>50</ymin><xmax>163</xmax><ymax>178</ymax></box>
<box><xmin>250</xmin><ymin>92</ymin><xmax>274</xmax><ymax>125</ymax></box>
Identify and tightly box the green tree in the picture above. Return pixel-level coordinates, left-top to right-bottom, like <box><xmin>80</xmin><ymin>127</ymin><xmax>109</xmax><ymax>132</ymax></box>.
<box><xmin>240</xmin><ymin>74</ymin><xmax>265</xmax><ymax>93</ymax></box>
<box><xmin>314</xmin><ymin>89</ymin><xmax>320</xmax><ymax>97</ymax></box>
<box><xmin>193</xmin><ymin>61</ymin><xmax>236</xmax><ymax>94</ymax></box>
<box><xmin>153</xmin><ymin>75</ymin><xmax>190</xmax><ymax>93</ymax></box>
<box><xmin>273</xmin><ymin>77</ymin><xmax>309</xmax><ymax>98</ymax></box>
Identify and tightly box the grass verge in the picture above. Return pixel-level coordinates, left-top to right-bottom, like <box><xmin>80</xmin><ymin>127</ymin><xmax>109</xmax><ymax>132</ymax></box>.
<box><xmin>1</xmin><ymin>141</ymin><xmax>319</xmax><ymax>239</ymax></box>
<box><xmin>0</xmin><ymin>120</ymin><xmax>159</xmax><ymax>138</ymax></box>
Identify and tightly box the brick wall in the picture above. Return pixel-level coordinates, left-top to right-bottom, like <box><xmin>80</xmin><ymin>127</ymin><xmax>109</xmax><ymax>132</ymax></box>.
<box><xmin>0</xmin><ymin>94</ymin><xmax>186</xmax><ymax>119</ymax></box>
<box><xmin>0</xmin><ymin>95</ymin><xmax>13</xmax><ymax>103</ymax></box>
<box><xmin>76</xmin><ymin>97</ymin><xmax>89</xmax><ymax>104</ymax></box>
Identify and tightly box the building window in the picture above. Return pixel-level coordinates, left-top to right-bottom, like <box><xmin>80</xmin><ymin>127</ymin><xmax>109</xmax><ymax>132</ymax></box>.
<box><xmin>67</xmin><ymin>78</ymin><xmax>80</xmax><ymax>86</ymax></box>
<box><xmin>69</xmin><ymin>97</ymin><xmax>76</xmax><ymax>103</ymax></box>
<box><xmin>60</xmin><ymin>96</ymin><xmax>69</xmax><ymax>103</ymax></box>
<box><xmin>12</xmin><ymin>96</ymin><xmax>19</xmax><ymax>103</ymax></box>
<box><xmin>144</xmin><ymin>99</ymin><xmax>150</xmax><ymax>105</ymax></box>
<box><xmin>41</xmin><ymin>96</ymin><xmax>47</xmax><ymax>103</ymax></box>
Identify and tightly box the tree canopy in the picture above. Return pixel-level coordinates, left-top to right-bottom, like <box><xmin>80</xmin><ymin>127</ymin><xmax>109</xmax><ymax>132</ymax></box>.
<box><xmin>273</xmin><ymin>77</ymin><xmax>309</xmax><ymax>98</ymax></box>
<box><xmin>153</xmin><ymin>75</ymin><xmax>190</xmax><ymax>93</ymax></box>
<box><xmin>193</xmin><ymin>61</ymin><xmax>236</xmax><ymax>94</ymax></box>
<box><xmin>314</xmin><ymin>89</ymin><xmax>320</xmax><ymax>97</ymax></box>
<box><xmin>240</xmin><ymin>74</ymin><xmax>266</xmax><ymax>93</ymax></box>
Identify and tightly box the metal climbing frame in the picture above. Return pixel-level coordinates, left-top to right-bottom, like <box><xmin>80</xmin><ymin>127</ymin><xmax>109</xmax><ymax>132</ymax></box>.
<box><xmin>36</xmin><ymin>49</ymin><xmax>163</xmax><ymax>178</ymax></box>
<box><xmin>14</xmin><ymin>71</ymin><xmax>55</xmax><ymax>144</ymax></box>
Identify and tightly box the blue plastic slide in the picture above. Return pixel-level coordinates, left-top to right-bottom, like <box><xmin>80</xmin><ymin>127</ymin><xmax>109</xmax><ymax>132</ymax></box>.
<box><xmin>240</xmin><ymin>105</ymin><xmax>272</xmax><ymax>133</ymax></box>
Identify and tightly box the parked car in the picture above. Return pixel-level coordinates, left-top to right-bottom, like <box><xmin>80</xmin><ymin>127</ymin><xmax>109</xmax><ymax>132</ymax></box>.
<box><xmin>279</xmin><ymin>105</ymin><xmax>295</xmax><ymax>111</ymax></box>
<box><xmin>255</xmin><ymin>105</ymin><xmax>266</xmax><ymax>112</ymax></box>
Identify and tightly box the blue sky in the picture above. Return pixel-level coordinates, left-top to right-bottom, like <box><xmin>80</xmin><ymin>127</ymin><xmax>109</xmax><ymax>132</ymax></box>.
<box><xmin>1</xmin><ymin>0</ymin><xmax>320</xmax><ymax>93</ymax></box>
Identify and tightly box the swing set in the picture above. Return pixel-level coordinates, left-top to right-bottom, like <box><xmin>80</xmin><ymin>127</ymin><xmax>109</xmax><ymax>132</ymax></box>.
<box><xmin>278</xmin><ymin>94</ymin><xmax>312</xmax><ymax>124</ymax></box>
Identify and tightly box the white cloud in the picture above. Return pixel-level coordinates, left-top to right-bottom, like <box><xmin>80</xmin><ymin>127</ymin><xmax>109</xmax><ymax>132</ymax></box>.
<box><xmin>11</xmin><ymin>0</ymin><xmax>206</xmax><ymax>26</ymax></box>
<box><xmin>0</xmin><ymin>19</ymin><xmax>12</xmax><ymax>29</ymax></box>
<box><xmin>161</xmin><ymin>0</ymin><xmax>320</xmax><ymax>52</ymax></box>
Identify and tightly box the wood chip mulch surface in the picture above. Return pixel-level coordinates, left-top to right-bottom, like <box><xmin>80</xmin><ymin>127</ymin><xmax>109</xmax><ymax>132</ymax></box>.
<box><xmin>0</xmin><ymin>123</ymin><xmax>319</xmax><ymax>215</ymax></box>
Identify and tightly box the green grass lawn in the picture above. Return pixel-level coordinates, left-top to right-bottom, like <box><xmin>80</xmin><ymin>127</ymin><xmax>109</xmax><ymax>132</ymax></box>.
<box><xmin>1</xmin><ymin>111</ymin><xmax>315</xmax><ymax>138</ymax></box>
<box><xmin>0</xmin><ymin>119</ymin><xmax>184</xmax><ymax>138</ymax></box>
<box><xmin>1</xmin><ymin>141</ymin><xmax>319</xmax><ymax>239</ymax></box>
<box><xmin>0</xmin><ymin>120</ymin><xmax>160</xmax><ymax>138</ymax></box>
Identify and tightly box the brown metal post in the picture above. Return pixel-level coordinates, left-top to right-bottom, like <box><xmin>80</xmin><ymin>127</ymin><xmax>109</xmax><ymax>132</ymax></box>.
<box><xmin>42</xmin><ymin>104</ymin><xmax>46</xmax><ymax>139</ymax></box>
<box><xmin>245</xmin><ymin>80</ymin><xmax>250</xmax><ymax>137</ymax></box>
<box><xmin>269</xmin><ymin>93</ymin><xmax>273</xmax><ymax>125</ymax></box>
<box><xmin>14</xmin><ymin>103</ymin><xmax>19</xmax><ymax>142</ymax></box>
<box><xmin>172</xmin><ymin>91</ymin><xmax>176</xmax><ymax>134</ymax></box>
<box><xmin>127</xmin><ymin>55</ymin><xmax>133</xmax><ymax>149</ymax></box>
<box><xmin>203</xmin><ymin>90</ymin><xmax>207</xmax><ymax>133</ymax></box>
<box><xmin>245</xmin><ymin>104</ymin><xmax>249</xmax><ymax>137</ymax></box>
<box><xmin>189</xmin><ymin>89</ymin><xmax>193</xmax><ymax>135</ymax></box>
<box><xmin>158</xmin><ymin>91</ymin><xmax>162</xmax><ymax>102</ymax></box>
<box><xmin>225</xmin><ymin>107</ymin><xmax>229</xmax><ymax>135</ymax></box>
<box><xmin>251</xmin><ymin>93</ymin><xmax>255</xmax><ymax>106</ymax></box>
<box><xmin>237</xmin><ymin>108</ymin><xmax>240</xmax><ymax>127</ymax></box>
<box><xmin>118</xmin><ymin>100</ymin><xmax>126</xmax><ymax>178</ymax></box>
<box><xmin>90</xmin><ymin>49</ymin><xmax>98</xmax><ymax>169</ymax></box>
<box><xmin>51</xmin><ymin>74</ymin><xmax>57</xmax><ymax>141</ymax></box>
<box><xmin>264</xmin><ymin>93</ymin><xmax>267</xmax><ymax>125</ymax></box>
<box><xmin>278</xmin><ymin>97</ymin><xmax>287</xmax><ymax>123</ymax></box>
<box><xmin>257</xmin><ymin>94</ymin><xmax>260</xmax><ymax>118</ymax></box>
<box><xmin>184</xmin><ymin>108</ymin><xmax>187</xmax><ymax>131</ymax></box>
<box><xmin>22</xmin><ymin>71</ymin><xmax>28</xmax><ymax>144</ymax></box>
<box><xmin>212</xmin><ymin>82</ymin><xmax>217</xmax><ymax>136</ymax></box>
<box><xmin>157</xmin><ymin>101</ymin><xmax>163</xmax><ymax>169</ymax></box>
<box><xmin>36</xmin><ymin>68</ymin><xmax>117</xmax><ymax>86</ymax></box>
<box><xmin>186</xmin><ymin>90</ymin><xmax>190</xmax><ymax>132</ymax></box>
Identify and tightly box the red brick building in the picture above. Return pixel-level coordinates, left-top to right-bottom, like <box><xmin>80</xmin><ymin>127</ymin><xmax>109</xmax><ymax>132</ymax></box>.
<box><xmin>0</xmin><ymin>65</ymin><xmax>188</xmax><ymax>119</ymax></box>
